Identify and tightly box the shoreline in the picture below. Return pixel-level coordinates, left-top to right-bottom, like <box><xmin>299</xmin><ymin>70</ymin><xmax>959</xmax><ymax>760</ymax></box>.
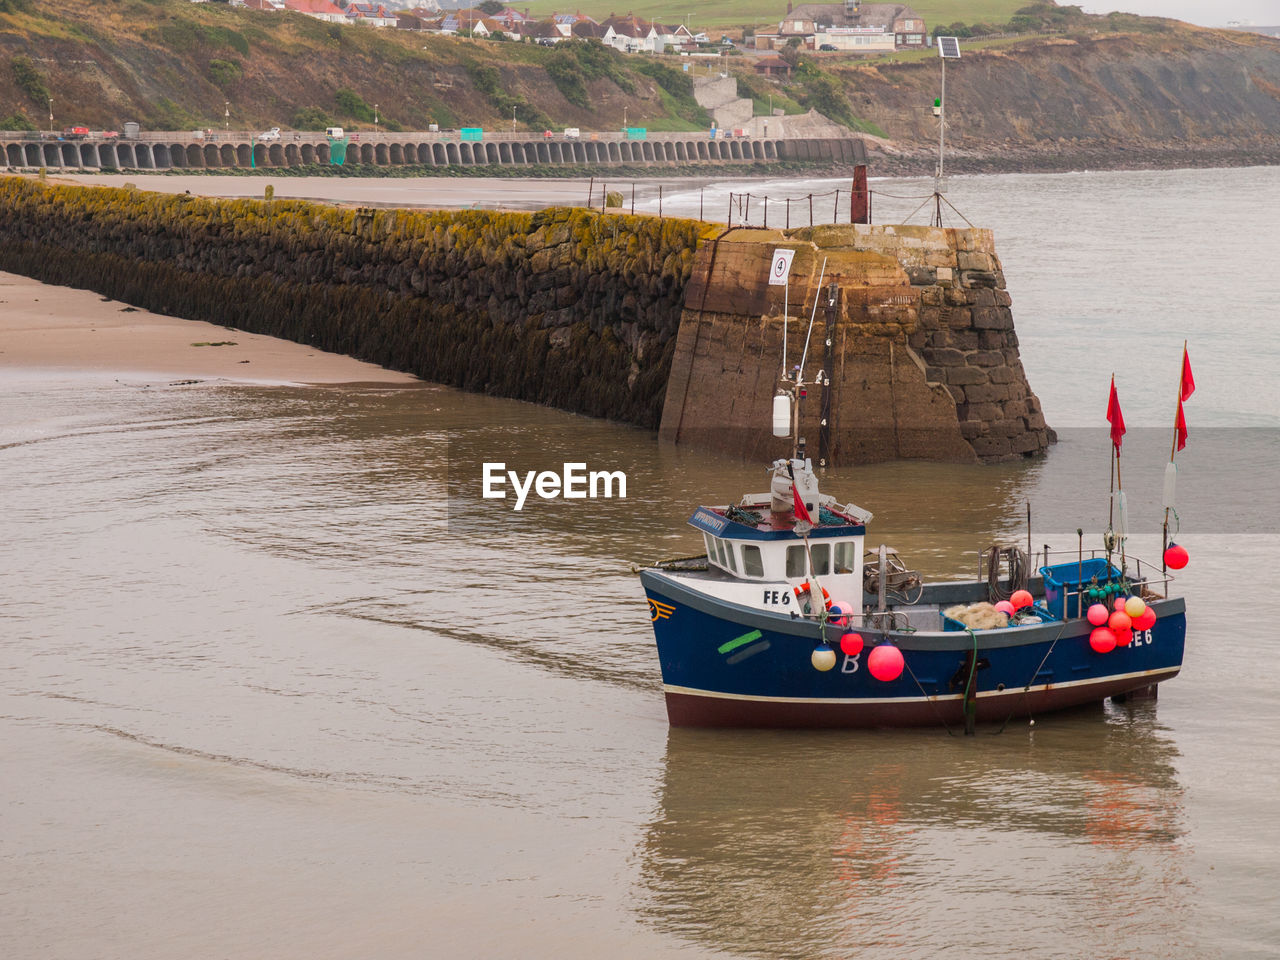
<box><xmin>0</xmin><ymin>271</ymin><xmax>421</xmax><ymax>386</ymax></box>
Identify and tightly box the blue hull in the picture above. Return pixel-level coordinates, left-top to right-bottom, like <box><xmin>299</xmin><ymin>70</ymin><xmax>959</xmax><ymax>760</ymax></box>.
<box><xmin>641</xmin><ymin>569</ymin><xmax>1186</xmax><ymax>728</ymax></box>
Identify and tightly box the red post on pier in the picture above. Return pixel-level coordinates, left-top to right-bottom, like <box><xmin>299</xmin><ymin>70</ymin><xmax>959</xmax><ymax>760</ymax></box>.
<box><xmin>850</xmin><ymin>164</ymin><xmax>869</xmax><ymax>224</ymax></box>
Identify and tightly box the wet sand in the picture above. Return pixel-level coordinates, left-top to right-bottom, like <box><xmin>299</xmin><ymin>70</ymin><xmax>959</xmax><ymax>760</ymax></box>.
<box><xmin>0</xmin><ymin>270</ymin><xmax>418</xmax><ymax>385</ymax></box>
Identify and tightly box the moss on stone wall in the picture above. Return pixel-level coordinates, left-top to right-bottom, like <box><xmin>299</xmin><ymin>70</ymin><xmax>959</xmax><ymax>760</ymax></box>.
<box><xmin>0</xmin><ymin>176</ymin><xmax>720</xmax><ymax>426</ymax></box>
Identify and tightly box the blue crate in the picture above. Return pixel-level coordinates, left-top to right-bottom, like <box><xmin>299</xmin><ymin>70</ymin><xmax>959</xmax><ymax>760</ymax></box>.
<box><xmin>1039</xmin><ymin>558</ymin><xmax>1121</xmax><ymax>619</ymax></box>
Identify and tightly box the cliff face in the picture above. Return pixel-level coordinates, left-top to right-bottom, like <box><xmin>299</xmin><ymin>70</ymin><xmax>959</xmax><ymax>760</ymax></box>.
<box><xmin>841</xmin><ymin>30</ymin><xmax>1280</xmax><ymax>172</ymax></box>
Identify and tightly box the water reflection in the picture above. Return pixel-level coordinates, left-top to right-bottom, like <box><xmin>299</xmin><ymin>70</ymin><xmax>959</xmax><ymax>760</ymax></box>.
<box><xmin>637</xmin><ymin>703</ymin><xmax>1192</xmax><ymax>959</ymax></box>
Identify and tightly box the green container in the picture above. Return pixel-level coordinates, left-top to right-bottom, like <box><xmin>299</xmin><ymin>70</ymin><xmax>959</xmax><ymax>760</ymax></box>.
<box><xmin>460</xmin><ymin>128</ymin><xmax>484</xmax><ymax>141</ymax></box>
<box><xmin>625</xmin><ymin>127</ymin><xmax>647</xmax><ymax>141</ymax></box>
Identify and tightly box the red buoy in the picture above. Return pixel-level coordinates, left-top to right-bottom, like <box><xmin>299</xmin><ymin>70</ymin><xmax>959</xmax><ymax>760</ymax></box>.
<box><xmin>1090</xmin><ymin>627</ymin><xmax>1116</xmax><ymax>653</ymax></box>
<box><xmin>1108</xmin><ymin>610</ymin><xmax>1132</xmax><ymax>632</ymax></box>
<box><xmin>839</xmin><ymin>632</ymin><xmax>864</xmax><ymax>657</ymax></box>
<box><xmin>1010</xmin><ymin>589</ymin><xmax>1033</xmax><ymax>610</ymax></box>
<box><xmin>1087</xmin><ymin>603</ymin><xmax>1110</xmax><ymax>626</ymax></box>
<box><xmin>1133</xmin><ymin>607</ymin><xmax>1157</xmax><ymax>632</ymax></box>
<box><xmin>1165</xmin><ymin>543</ymin><xmax>1189</xmax><ymax>570</ymax></box>
<box><xmin>868</xmin><ymin>643</ymin><xmax>904</xmax><ymax>682</ymax></box>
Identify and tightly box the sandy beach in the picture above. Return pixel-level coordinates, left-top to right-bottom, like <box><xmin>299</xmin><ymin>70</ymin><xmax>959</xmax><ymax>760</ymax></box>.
<box><xmin>0</xmin><ymin>270</ymin><xmax>419</xmax><ymax>385</ymax></box>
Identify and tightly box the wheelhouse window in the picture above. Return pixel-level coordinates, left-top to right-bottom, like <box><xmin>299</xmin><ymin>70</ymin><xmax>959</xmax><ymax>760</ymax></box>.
<box><xmin>741</xmin><ymin>544</ymin><xmax>764</xmax><ymax>578</ymax></box>
<box><xmin>834</xmin><ymin>541</ymin><xmax>857</xmax><ymax>574</ymax></box>
<box><xmin>786</xmin><ymin>545</ymin><xmax>806</xmax><ymax>578</ymax></box>
<box><xmin>810</xmin><ymin>543</ymin><xmax>830</xmax><ymax>576</ymax></box>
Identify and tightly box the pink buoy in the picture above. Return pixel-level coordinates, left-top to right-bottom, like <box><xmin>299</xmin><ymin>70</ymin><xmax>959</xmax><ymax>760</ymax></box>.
<box><xmin>1108</xmin><ymin>610</ymin><xmax>1132</xmax><ymax>632</ymax></box>
<box><xmin>867</xmin><ymin>643</ymin><xmax>904</xmax><ymax>682</ymax></box>
<box><xmin>1114</xmin><ymin>626</ymin><xmax>1133</xmax><ymax>647</ymax></box>
<box><xmin>1010</xmin><ymin>589</ymin><xmax>1033</xmax><ymax>610</ymax></box>
<box><xmin>1114</xmin><ymin>597</ymin><xmax>1128</xmax><ymax>612</ymax></box>
<box><xmin>994</xmin><ymin>600</ymin><xmax>1015</xmax><ymax>616</ymax></box>
<box><xmin>828</xmin><ymin>600</ymin><xmax>853</xmax><ymax>628</ymax></box>
<box><xmin>839</xmin><ymin>632</ymin><xmax>865</xmax><ymax>657</ymax></box>
<box><xmin>1133</xmin><ymin>607</ymin><xmax>1157</xmax><ymax>632</ymax></box>
<box><xmin>1087</xmin><ymin>603</ymin><xmax>1110</xmax><ymax>626</ymax></box>
<box><xmin>1090</xmin><ymin>627</ymin><xmax>1116</xmax><ymax>653</ymax></box>
<box><xmin>1124</xmin><ymin>596</ymin><xmax>1146</xmax><ymax>619</ymax></box>
<box><xmin>1164</xmin><ymin>543</ymin><xmax>1189</xmax><ymax>570</ymax></box>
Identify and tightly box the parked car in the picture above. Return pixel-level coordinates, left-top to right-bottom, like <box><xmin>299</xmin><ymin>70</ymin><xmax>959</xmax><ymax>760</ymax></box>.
<box><xmin>324</xmin><ymin>126</ymin><xmax>344</xmax><ymax>138</ymax></box>
<box><xmin>100</xmin><ymin>130</ymin><xmax>119</xmax><ymax>139</ymax></box>
<box><xmin>536</xmin><ymin>37</ymin><xmax>555</xmax><ymax>46</ymax></box>
<box><xmin>563</xmin><ymin>127</ymin><xmax>580</xmax><ymax>140</ymax></box>
<box><xmin>819</xmin><ymin>43</ymin><xmax>837</xmax><ymax>51</ymax></box>
<box><xmin>258</xmin><ymin>127</ymin><xmax>281</xmax><ymax>142</ymax></box>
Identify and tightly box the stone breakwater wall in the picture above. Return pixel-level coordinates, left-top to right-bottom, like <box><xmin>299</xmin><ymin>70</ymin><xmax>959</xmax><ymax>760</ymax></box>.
<box><xmin>0</xmin><ymin>176</ymin><xmax>717</xmax><ymax>427</ymax></box>
<box><xmin>0</xmin><ymin>178</ymin><xmax>1049</xmax><ymax>462</ymax></box>
<box><xmin>660</xmin><ymin>224</ymin><xmax>1052</xmax><ymax>464</ymax></box>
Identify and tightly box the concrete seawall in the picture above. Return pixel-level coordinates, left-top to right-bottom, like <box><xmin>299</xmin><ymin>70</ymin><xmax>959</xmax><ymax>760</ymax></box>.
<box><xmin>0</xmin><ymin>131</ymin><xmax>866</xmax><ymax>172</ymax></box>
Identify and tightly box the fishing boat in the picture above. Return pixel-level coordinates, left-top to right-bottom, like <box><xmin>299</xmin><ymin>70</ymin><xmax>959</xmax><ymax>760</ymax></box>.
<box><xmin>638</xmin><ymin>322</ymin><xmax>1192</xmax><ymax>730</ymax></box>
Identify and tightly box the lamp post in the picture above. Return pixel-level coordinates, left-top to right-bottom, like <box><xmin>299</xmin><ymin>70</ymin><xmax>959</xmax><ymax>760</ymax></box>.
<box><xmin>512</xmin><ymin>105</ymin><xmax>517</xmax><ymax>133</ymax></box>
<box><xmin>224</xmin><ymin>101</ymin><xmax>230</xmax><ymax>131</ymax></box>
<box><xmin>48</xmin><ymin>98</ymin><xmax>53</xmax><ymax>133</ymax></box>
<box><xmin>374</xmin><ymin>103</ymin><xmax>379</xmax><ymax>134</ymax></box>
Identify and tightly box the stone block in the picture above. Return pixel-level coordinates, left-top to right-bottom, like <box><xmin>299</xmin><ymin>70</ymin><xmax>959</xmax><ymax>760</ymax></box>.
<box><xmin>994</xmin><ymin>289</ymin><xmax>1012</xmax><ymax>307</ymax></box>
<box><xmin>988</xmin><ymin>365</ymin><xmax>1018</xmax><ymax>384</ymax></box>
<box><xmin>962</xmin><ymin>382</ymin><xmax>1000</xmax><ymax>403</ymax></box>
<box><xmin>1003</xmin><ymin>399</ymin><xmax>1029</xmax><ymax>418</ymax></box>
<box><xmin>972</xmin><ymin>288</ymin><xmax>997</xmax><ymax>308</ymax></box>
<box><xmin>972</xmin><ymin>307</ymin><xmax>1012</xmax><ymax>330</ymax></box>
<box><xmin>947</xmin><ymin>384</ymin><xmax>965</xmax><ymax>404</ymax></box>
<box><xmin>1010</xmin><ymin>432</ymin><xmax>1043</xmax><ymax>454</ymax></box>
<box><xmin>1024</xmin><ymin>412</ymin><xmax>1047</xmax><ymax>430</ymax></box>
<box><xmin>946</xmin><ymin>307</ymin><xmax>973</xmax><ymax>329</ymax></box>
<box><xmin>991</xmin><ymin>418</ymin><xmax>1024</xmax><ymax>437</ymax></box>
<box><xmin>925</xmin><ymin>366</ymin><xmax>945</xmax><ymax>382</ymax></box>
<box><xmin>928</xmin><ymin>347</ymin><xmax>966</xmax><ymax>366</ymax></box>
<box><xmin>950</xmin><ymin>330</ymin><xmax>979</xmax><ymax>350</ymax></box>
<box><xmin>958</xmin><ymin>251</ymin><xmax>994</xmax><ymax>272</ymax></box>
<box><xmin>972</xmin><ymin>435</ymin><xmax>1012</xmax><ymax>459</ymax></box>
<box><xmin>948</xmin><ymin>366</ymin><xmax>990</xmax><ymax>386</ymax></box>
<box><xmin>908</xmin><ymin>331</ymin><xmax>928</xmax><ymax>350</ymax></box>
<box><xmin>959</xmin><ymin>419</ymin><xmax>989</xmax><ymax>439</ymax></box>
<box><xmin>971</xmin><ymin>349</ymin><xmax>1005</xmax><ymax>367</ymax></box>
<box><xmin>961</xmin><ymin>270</ymin><xmax>1000</xmax><ymax>289</ymax></box>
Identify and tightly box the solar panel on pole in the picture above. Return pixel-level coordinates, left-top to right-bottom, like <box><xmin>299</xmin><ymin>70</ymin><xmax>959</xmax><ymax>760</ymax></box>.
<box><xmin>934</xmin><ymin>37</ymin><xmax>960</xmax><ymax>200</ymax></box>
<box><xmin>937</xmin><ymin>36</ymin><xmax>960</xmax><ymax>59</ymax></box>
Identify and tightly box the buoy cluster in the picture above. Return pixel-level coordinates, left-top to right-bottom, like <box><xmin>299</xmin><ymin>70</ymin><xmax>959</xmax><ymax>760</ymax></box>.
<box><xmin>809</xmin><ymin>598</ymin><xmax>904</xmax><ymax>681</ymax></box>
<box><xmin>1086</xmin><ymin>594</ymin><xmax>1156</xmax><ymax>653</ymax></box>
<box><xmin>993</xmin><ymin>589</ymin><xmax>1035</xmax><ymax>618</ymax></box>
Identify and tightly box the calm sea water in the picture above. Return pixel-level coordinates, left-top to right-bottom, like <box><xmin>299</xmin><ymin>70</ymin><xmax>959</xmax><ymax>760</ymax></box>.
<box><xmin>3</xmin><ymin>166</ymin><xmax>1279</xmax><ymax>959</ymax></box>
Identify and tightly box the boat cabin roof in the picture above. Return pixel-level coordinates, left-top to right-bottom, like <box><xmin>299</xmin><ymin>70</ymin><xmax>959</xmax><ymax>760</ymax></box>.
<box><xmin>689</xmin><ymin>501</ymin><xmax>866</xmax><ymax>541</ymax></box>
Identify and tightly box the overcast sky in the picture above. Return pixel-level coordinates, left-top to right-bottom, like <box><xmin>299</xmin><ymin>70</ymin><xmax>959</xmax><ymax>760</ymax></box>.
<box><xmin>1079</xmin><ymin>1</ymin><xmax>1279</xmax><ymax>26</ymax></box>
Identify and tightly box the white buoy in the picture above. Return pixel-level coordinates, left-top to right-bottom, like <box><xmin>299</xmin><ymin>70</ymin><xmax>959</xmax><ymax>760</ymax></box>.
<box><xmin>772</xmin><ymin>393</ymin><xmax>791</xmax><ymax>438</ymax></box>
<box><xmin>1114</xmin><ymin>490</ymin><xmax>1128</xmax><ymax>538</ymax></box>
<box><xmin>811</xmin><ymin>644</ymin><xmax>837</xmax><ymax>672</ymax></box>
<box><xmin>1162</xmin><ymin>462</ymin><xmax>1177</xmax><ymax>509</ymax></box>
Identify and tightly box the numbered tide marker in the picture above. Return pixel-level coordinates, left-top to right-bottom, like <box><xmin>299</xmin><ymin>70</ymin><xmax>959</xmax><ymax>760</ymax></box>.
<box><xmin>768</xmin><ymin>248</ymin><xmax>795</xmax><ymax>285</ymax></box>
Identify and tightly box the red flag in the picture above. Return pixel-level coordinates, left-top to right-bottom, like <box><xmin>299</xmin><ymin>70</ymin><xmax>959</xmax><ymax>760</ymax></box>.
<box><xmin>793</xmin><ymin>482</ymin><xmax>813</xmax><ymax>525</ymax></box>
<box><xmin>1180</xmin><ymin>347</ymin><xmax>1195</xmax><ymax>402</ymax></box>
<box><xmin>1106</xmin><ymin>376</ymin><xmax>1126</xmax><ymax>451</ymax></box>
<box><xmin>1175</xmin><ymin>398</ymin><xmax>1188</xmax><ymax>452</ymax></box>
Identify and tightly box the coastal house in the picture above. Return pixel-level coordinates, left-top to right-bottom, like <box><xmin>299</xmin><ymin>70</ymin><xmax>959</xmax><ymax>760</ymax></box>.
<box><xmin>757</xmin><ymin>1</ymin><xmax>926</xmax><ymax>51</ymax></box>
<box><xmin>280</xmin><ymin>0</ymin><xmax>348</xmax><ymax>23</ymax></box>
<box><xmin>346</xmin><ymin>2</ymin><xmax>397</xmax><ymax>27</ymax></box>
<box><xmin>237</xmin><ymin>0</ymin><xmax>286</xmax><ymax>10</ymax></box>
<box><xmin>754</xmin><ymin>55</ymin><xmax>792</xmax><ymax>78</ymax></box>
